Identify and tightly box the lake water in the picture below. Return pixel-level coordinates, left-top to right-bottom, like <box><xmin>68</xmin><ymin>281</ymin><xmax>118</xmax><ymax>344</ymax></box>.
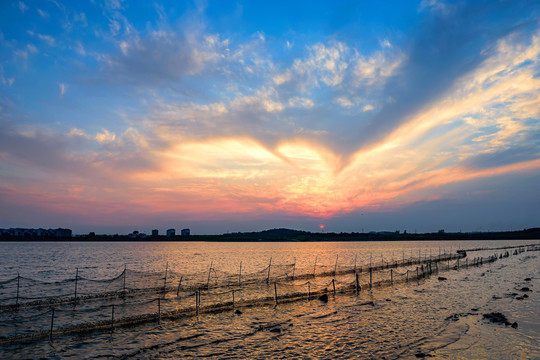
<box><xmin>0</xmin><ymin>239</ymin><xmax>539</xmax><ymax>359</ymax></box>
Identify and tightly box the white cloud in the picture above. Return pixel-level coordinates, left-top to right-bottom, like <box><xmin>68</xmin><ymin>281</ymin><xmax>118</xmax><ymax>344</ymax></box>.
<box><xmin>26</xmin><ymin>44</ymin><xmax>38</xmax><ymax>54</ymax></box>
<box><xmin>58</xmin><ymin>83</ymin><xmax>67</xmax><ymax>97</ymax></box>
<box><xmin>75</xmin><ymin>41</ymin><xmax>86</xmax><ymax>56</ymax></box>
<box><xmin>336</xmin><ymin>97</ymin><xmax>354</xmax><ymax>108</ymax></box>
<box><xmin>109</xmin><ymin>19</ymin><xmax>121</xmax><ymax>36</ymax></box>
<box><xmin>37</xmin><ymin>9</ymin><xmax>48</xmax><ymax>18</ymax></box>
<box><xmin>289</xmin><ymin>97</ymin><xmax>314</xmax><ymax>109</ymax></box>
<box><xmin>18</xmin><ymin>2</ymin><xmax>28</xmax><ymax>13</ymax></box>
<box><xmin>232</xmin><ymin>87</ymin><xmax>284</xmax><ymax>113</ymax></box>
<box><xmin>13</xmin><ymin>50</ymin><xmax>28</xmax><ymax>59</ymax></box>
<box><xmin>69</xmin><ymin>128</ymin><xmax>88</xmax><ymax>137</ymax></box>
<box><xmin>119</xmin><ymin>41</ymin><xmax>129</xmax><ymax>55</ymax></box>
<box><xmin>95</xmin><ymin>129</ymin><xmax>116</xmax><ymax>143</ymax></box>
<box><xmin>380</xmin><ymin>39</ymin><xmax>392</xmax><ymax>48</ymax></box>
<box><xmin>273</xmin><ymin>71</ymin><xmax>292</xmax><ymax>85</ymax></box>
<box><xmin>362</xmin><ymin>104</ymin><xmax>374</xmax><ymax>112</ymax></box>
<box><xmin>38</xmin><ymin>34</ymin><xmax>56</xmax><ymax>46</ymax></box>
<box><xmin>293</xmin><ymin>42</ymin><xmax>349</xmax><ymax>88</ymax></box>
<box><xmin>353</xmin><ymin>51</ymin><xmax>403</xmax><ymax>87</ymax></box>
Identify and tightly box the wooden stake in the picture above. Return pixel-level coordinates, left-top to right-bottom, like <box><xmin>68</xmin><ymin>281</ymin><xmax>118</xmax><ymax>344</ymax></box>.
<box><xmin>308</xmin><ymin>281</ymin><xmax>311</xmax><ymax>299</ymax></box>
<box><xmin>16</xmin><ymin>273</ymin><xmax>19</xmax><ymax>306</ymax></box>
<box><xmin>196</xmin><ymin>290</ymin><xmax>199</xmax><ymax>316</ymax></box>
<box><xmin>123</xmin><ymin>264</ymin><xmax>127</xmax><ymax>296</ymax></box>
<box><xmin>238</xmin><ymin>261</ymin><xmax>242</xmax><ymax>287</ymax></box>
<box><xmin>267</xmin><ymin>257</ymin><xmax>272</xmax><ymax>284</ymax></box>
<box><xmin>355</xmin><ymin>273</ymin><xmax>360</xmax><ymax>295</ymax></box>
<box><xmin>390</xmin><ymin>269</ymin><xmax>393</xmax><ymax>285</ymax></box>
<box><xmin>74</xmin><ymin>268</ymin><xmax>78</xmax><ymax>302</ymax></box>
<box><xmin>369</xmin><ymin>267</ymin><xmax>373</xmax><ymax>290</ymax></box>
<box><xmin>292</xmin><ymin>258</ymin><xmax>296</xmax><ymax>280</ymax></box>
<box><xmin>176</xmin><ymin>275</ymin><xmax>183</xmax><ymax>296</ymax></box>
<box><xmin>49</xmin><ymin>308</ymin><xmax>55</xmax><ymax>343</ymax></box>
<box><xmin>207</xmin><ymin>261</ymin><xmax>213</xmax><ymax>289</ymax></box>
<box><xmin>111</xmin><ymin>304</ymin><xmax>115</xmax><ymax>332</ymax></box>
<box><xmin>163</xmin><ymin>262</ymin><xmax>168</xmax><ymax>292</ymax></box>
<box><xmin>332</xmin><ymin>279</ymin><xmax>336</xmax><ymax>297</ymax></box>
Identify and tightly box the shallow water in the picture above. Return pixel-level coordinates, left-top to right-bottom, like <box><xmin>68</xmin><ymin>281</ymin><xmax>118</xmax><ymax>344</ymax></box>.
<box><xmin>0</xmin><ymin>240</ymin><xmax>539</xmax><ymax>359</ymax></box>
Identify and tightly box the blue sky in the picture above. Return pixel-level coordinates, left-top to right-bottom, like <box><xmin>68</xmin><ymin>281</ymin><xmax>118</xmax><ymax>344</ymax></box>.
<box><xmin>1</xmin><ymin>0</ymin><xmax>539</xmax><ymax>234</ymax></box>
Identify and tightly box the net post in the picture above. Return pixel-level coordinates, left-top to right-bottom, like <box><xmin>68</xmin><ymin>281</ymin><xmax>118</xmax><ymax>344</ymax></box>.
<box><xmin>176</xmin><ymin>275</ymin><xmax>183</xmax><ymax>296</ymax></box>
<box><xmin>355</xmin><ymin>273</ymin><xmax>360</xmax><ymax>295</ymax></box>
<box><xmin>123</xmin><ymin>264</ymin><xmax>127</xmax><ymax>297</ymax></box>
<box><xmin>369</xmin><ymin>267</ymin><xmax>373</xmax><ymax>290</ymax></box>
<box><xmin>49</xmin><ymin>308</ymin><xmax>55</xmax><ymax>343</ymax></box>
<box><xmin>158</xmin><ymin>297</ymin><xmax>161</xmax><ymax>323</ymax></box>
<box><xmin>391</xmin><ymin>269</ymin><xmax>393</xmax><ymax>285</ymax></box>
<box><xmin>238</xmin><ymin>261</ymin><xmax>242</xmax><ymax>287</ymax></box>
<box><xmin>111</xmin><ymin>304</ymin><xmax>115</xmax><ymax>333</ymax></box>
<box><xmin>332</xmin><ymin>278</ymin><xmax>336</xmax><ymax>297</ymax></box>
<box><xmin>16</xmin><ymin>272</ymin><xmax>20</xmax><ymax>306</ymax></box>
<box><xmin>196</xmin><ymin>289</ymin><xmax>200</xmax><ymax>316</ymax></box>
<box><xmin>207</xmin><ymin>261</ymin><xmax>213</xmax><ymax>289</ymax></box>
<box><xmin>292</xmin><ymin>258</ymin><xmax>296</xmax><ymax>281</ymax></box>
<box><xmin>163</xmin><ymin>262</ymin><xmax>168</xmax><ymax>293</ymax></box>
<box><xmin>267</xmin><ymin>257</ymin><xmax>272</xmax><ymax>284</ymax></box>
<box><xmin>74</xmin><ymin>267</ymin><xmax>78</xmax><ymax>303</ymax></box>
<box><xmin>313</xmin><ymin>255</ymin><xmax>318</xmax><ymax>278</ymax></box>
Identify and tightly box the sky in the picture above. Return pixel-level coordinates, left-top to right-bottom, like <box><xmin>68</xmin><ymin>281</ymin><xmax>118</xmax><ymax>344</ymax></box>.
<box><xmin>0</xmin><ymin>0</ymin><xmax>539</xmax><ymax>235</ymax></box>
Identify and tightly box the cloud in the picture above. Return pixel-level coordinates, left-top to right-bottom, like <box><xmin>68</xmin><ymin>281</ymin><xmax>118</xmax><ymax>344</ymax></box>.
<box><xmin>292</xmin><ymin>42</ymin><xmax>349</xmax><ymax>88</ymax></box>
<box><xmin>95</xmin><ymin>129</ymin><xmax>116</xmax><ymax>143</ymax></box>
<box><xmin>336</xmin><ymin>97</ymin><xmax>354</xmax><ymax>108</ymax></box>
<box><xmin>288</xmin><ymin>96</ymin><xmax>314</xmax><ymax>109</ymax></box>
<box><xmin>119</xmin><ymin>41</ymin><xmax>128</xmax><ymax>55</ymax></box>
<box><xmin>58</xmin><ymin>83</ymin><xmax>67</xmax><ymax>97</ymax></box>
<box><xmin>350</xmin><ymin>0</ymin><xmax>540</xmax><ymax>154</ymax></box>
<box><xmin>362</xmin><ymin>104</ymin><xmax>374</xmax><ymax>112</ymax></box>
<box><xmin>18</xmin><ymin>1</ymin><xmax>28</xmax><ymax>13</ymax></box>
<box><xmin>26</xmin><ymin>44</ymin><xmax>38</xmax><ymax>54</ymax></box>
<box><xmin>102</xmin><ymin>28</ymin><xmax>229</xmax><ymax>86</ymax></box>
<box><xmin>74</xmin><ymin>41</ymin><xmax>86</xmax><ymax>56</ymax></box>
<box><xmin>38</xmin><ymin>34</ymin><xmax>56</xmax><ymax>46</ymax></box>
<box><xmin>37</xmin><ymin>8</ymin><xmax>48</xmax><ymax>18</ymax></box>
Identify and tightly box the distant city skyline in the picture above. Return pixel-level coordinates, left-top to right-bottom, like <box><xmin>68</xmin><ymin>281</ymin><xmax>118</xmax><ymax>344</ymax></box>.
<box><xmin>1</xmin><ymin>1</ymin><xmax>539</xmax><ymax>235</ymax></box>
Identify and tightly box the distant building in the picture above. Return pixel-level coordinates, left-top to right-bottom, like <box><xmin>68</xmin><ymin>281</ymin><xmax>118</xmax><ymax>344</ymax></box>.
<box><xmin>181</xmin><ymin>228</ymin><xmax>190</xmax><ymax>236</ymax></box>
<box><xmin>152</xmin><ymin>229</ymin><xmax>159</xmax><ymax>236</ymax></box>
<box><xmin>54</xmin><ymin>228</ymin><xmax>72</xmax><ymax>237</ymax></box>
<box><xmin>167</xmin><ymin>229</ymin><xmax>176</xmax><ymax>237</ymax></box>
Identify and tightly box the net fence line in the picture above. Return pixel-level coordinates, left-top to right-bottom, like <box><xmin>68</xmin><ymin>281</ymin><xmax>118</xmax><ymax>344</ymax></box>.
<box><xmin>1</xmin><ymin>251</ymin><xmax>468</xmax><ymax>309</ymax></box>
<box><xmin>0</xmin><ymin>244</ymin><xmax>538</xmax><ymax>345</ymax></box>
